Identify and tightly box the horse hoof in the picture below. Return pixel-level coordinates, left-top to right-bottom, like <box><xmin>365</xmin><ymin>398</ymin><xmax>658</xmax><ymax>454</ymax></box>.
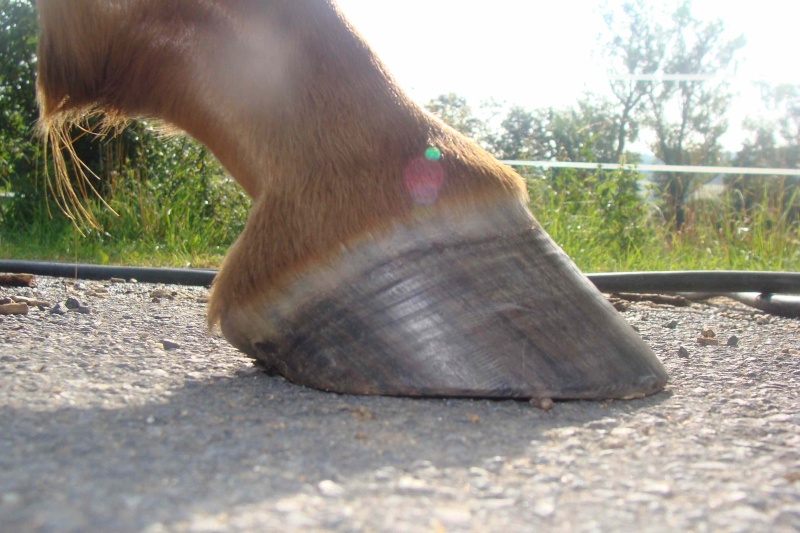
<box><xmin>220</xmin><ymin>200</ymin><xmax>668</xmax><ymax>399</ymax></box>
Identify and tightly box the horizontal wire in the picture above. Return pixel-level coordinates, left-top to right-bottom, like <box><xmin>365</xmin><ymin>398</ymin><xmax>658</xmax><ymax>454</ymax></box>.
<box><xmin>500</xmin><ymin>160</ymin><xmax>800</xmax><ymax>176</ymax></box>
<box><xmin>606</xmin><ymin>74</ymin><xmax>729</xmax><ymax>82</ymax></box>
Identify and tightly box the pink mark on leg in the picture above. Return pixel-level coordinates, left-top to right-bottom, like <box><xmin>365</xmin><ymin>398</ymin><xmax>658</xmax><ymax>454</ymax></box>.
<box><xmin>403</xmin><ymin>155</ymin><xmax>446</xmax><ymax>207</ymax></box>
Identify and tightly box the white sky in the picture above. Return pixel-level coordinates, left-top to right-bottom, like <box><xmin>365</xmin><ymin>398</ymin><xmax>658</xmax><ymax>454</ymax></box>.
<box><xmin>336</xmin><ymin>0</ymin><xmax>800</xmax><ymax>151</ymax></box>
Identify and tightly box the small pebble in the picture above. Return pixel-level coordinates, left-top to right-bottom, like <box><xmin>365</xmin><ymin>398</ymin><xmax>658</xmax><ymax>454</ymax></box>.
<box><xmin>12</xmin><ymin>296</ymin><xmax>51</xmax><ymax>307</ymax></box>
<box><xmin>642</xmin><ymin>481</ymin><xmax>673</xmax><ymax>496</ymax></box>
<box><xmin>727</xmin><ymin>335</ymin><xmax>739</xmax><ymax>347</ymax></box>
<box><xmin>0</xmin><ymin>273</ymin><xmax>35</xmax><ymax>287</ymax></box>
<box><xmin>664</xmin><ymin>319</ymin><xmax>678</xmax><ymax>329</ymax></box>
<box><xmin>49</xmin><ymin>303</ymin><xmax>67</xmax><ymax>315</ymax></box>
<box><xmin>610</xmin><ymin>427</ymin><xmax>636</xmax><ymax>437</ymax></box>
<box><xmin>701</xmin><ymin>327</ymin><xmax>716</xmax><ymax>338</ymax></box>
<box><xmin>0</xmin><ymin>303</ymin><xmax>28</xmax><ymax>316</ymax></box>
<box><xmin>533</xmin><ymin>497</ymin><xmax>556</xmax><ymax>518</ymax></box>
<box><xmin>317</xmin><ymin>480</ymin><xmax>345</xmax><ymax>498</ymax></box>
<box><xmin>468</xmin><ymin>467</ymin><xmax>490</xmax><ymax>478</ymax></box>
<box><xmin>1</xmin><ymin>492</ymin><xmax>21</xmax><ymax>506</ymax></box>
<box><xmin>697</xmin><ymin>336</ymin><xmax>720</xmax><ymax>346</ymax></box>
<box><xmin>160</xmin><ymin>339</ymin><xmax>181</xmax><ymax>351</ymax></box>
<box><xmin>110</xmin><ymin>278</ymin><xmax>126</xmax><ymax>283</ymax></box>
<box><xmin>348</xmin><ymin>406</ymin><xmax>376</xmax><ymax>420</ymax></box>
<box><xmin>678</xmin><ymin>346</ymin><xmax>690</xmax><ymax>358</ymax></box>
<box><xmin>397</xmin><ymin>476</ymin><xmax>430</xmax><ymax>493</ymax></box>
<box><xmin>150</xmin><ymin>289</ymin><xmax>175</xmax><ymax>300</ymax></box>
<box><xmin>65</xmin><ymin>297</ymin><xmax>82</xmax><ymax>310</ymax></box>
<box><xmin>530</xmin><ymin>397</ymin><xmax>554</xmax><ymax>411</ymax></box>
<box><xmin>433</xmin><ymin>506</ymin><xmax>472</xmax><ymax>528</ymax></box>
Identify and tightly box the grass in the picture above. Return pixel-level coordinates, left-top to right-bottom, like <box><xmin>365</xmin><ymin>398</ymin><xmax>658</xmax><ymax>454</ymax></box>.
<box><xmin>524</xmin><ymin>168</ymin><xmax>799</xmax><ymax>273</ymax></box>
<box><xmin>1</xmin><ymin>166</ymin><xmax>798</xmax><ymax>273</ymax></box>
<box><xmin>0</xmin><ymin>166</ymin><xmax>251</xmax><ymax>268</ymax></box>
<box><xmin>0</xmin><ymin>134</ymin><xmax>252</xmax><ymax>268</ymax></box>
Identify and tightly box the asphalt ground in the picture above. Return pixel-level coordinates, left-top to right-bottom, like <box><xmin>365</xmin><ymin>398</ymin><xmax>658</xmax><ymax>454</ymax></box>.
<box><xmin>1</xmin><ymin>276</ymin><xmax>798</xmax><ymax>532</ymax></box>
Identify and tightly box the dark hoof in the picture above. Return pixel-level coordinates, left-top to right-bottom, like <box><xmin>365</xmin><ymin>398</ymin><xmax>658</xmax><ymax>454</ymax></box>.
<box><xmin>222</xmin><ymin>202</ymin><xmax>668</xmax><ymax>399</ymax></box>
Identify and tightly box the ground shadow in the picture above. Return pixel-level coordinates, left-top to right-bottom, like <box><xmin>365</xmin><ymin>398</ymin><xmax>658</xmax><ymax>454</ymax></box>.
<box><xmin>1</xmin><ymin>367</ymin><xmax>669</xmax><ymax>532</ymax></box>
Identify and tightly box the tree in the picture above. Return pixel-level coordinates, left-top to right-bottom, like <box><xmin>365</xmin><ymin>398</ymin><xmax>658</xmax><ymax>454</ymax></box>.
<box><xmin>601</xmin><ymin>0</ymin><xmax>664</xmax><ymax>160</ymax></box>
<box><xmin>487</xmin><ymin>105</ymin><xmax>552</xmax><ymax>161</ymax></box>
<box><xmin>650</xmin><ymin>3</ymin><xmax>744</xmax><ymax>228</ymax></box>
<box><xmin>0</xmin><ymin>0</ymin><xmax>136</xmax><ymax>220</ymax></box>
<box><xmin>731</xmin><ymin>84</ymin><xmax>800</xmax><ymax>218</ymax></box>
<box><xmin>0</xmin><ymin>0</ymin><xmax>40</xmax><ymax>211</ymax></box>
<box><xmin>0</xmin><ymin>0</ymin><xmax>237</xmax><ymax>232</ymax></box>
<box><xmin>424</xmin><ymin>93</ymin><xmax>486</xmax><ymax>140</ymax></box>
<box><xmin>549</xmin><ymin>95</ymin><xmax>639</xmax><ymax>164</ymax></box>
<box><xmin>483</xmin><ymin>95</ymin><xmax>638</xmax><ymax>167</ymax></box>
<box><xmin>765</xmin><ymin>83</ymin><xmax>800</xmax><ymax>161</ymax></box>
<box><xmin>602</xmin><ymin>0</ymin><xmax>745</xmax><ymax>229</ymax></box>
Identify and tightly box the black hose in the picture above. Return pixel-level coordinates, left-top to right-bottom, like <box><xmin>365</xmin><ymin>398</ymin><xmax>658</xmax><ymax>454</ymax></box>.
<box><xmin>0</xmin><ymin>259</ymin><xmax>217</xmax><ymax>286</ymax></box>
<box><xmin>2</xmin><ymin>259</ymin><xmax>799</xmax><ymax>316</ymax></box>
<box><xmin>589</xmin><ymin>271</ymin><xmax>800</xmax><ymax>295</ymax></box>
<box><xmin>725</xmin><ymin>293</ymin><xmax>800</xmax><ymax>318</ymax></box>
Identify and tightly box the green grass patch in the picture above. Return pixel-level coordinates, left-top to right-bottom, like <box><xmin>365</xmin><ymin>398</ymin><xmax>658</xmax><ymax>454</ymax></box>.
<box><xmin>1</xmin><ymin>166</ymin><xmax>798</xmax><ymax>273</ymax></box>
<box><xmin>526</xmin><ymin>168</ymin><xmax>799</xmax><ymax>273</ymax></box>
<box><xmin>0</xmin><ymin>150</ymin><xmax>251</xmax><ymax>268</ymax></box>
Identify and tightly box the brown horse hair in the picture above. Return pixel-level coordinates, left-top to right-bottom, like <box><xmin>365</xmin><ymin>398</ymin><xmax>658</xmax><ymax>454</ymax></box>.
<box><xmin>35</xmin><ymin>0</ymin><xmax>529</xmax><ymax>327</ymax></box>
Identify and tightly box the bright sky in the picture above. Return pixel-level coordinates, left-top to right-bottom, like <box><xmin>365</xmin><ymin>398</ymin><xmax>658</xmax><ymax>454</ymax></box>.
<box><xmin>336</xmin><ymin>0</ymin><xmax>800</xmax><ymax>151</ymax></box>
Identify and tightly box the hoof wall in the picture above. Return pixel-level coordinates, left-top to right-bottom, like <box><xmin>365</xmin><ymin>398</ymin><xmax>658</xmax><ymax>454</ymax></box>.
<box><xmin>223</xmin><ymin>206</ymin><xmax>668</xmax><ymax>399</ymax></box>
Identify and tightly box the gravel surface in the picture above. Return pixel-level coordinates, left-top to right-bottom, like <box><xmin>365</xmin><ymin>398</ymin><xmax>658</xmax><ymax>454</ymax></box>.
<box><xmin>1</xmin><ymin>276</ymin><xmax>798</xmax><ymax>532</ymax></box>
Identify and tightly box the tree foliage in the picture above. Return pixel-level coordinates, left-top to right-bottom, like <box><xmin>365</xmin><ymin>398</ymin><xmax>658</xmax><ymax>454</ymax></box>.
<box><xmin>0</xmin><ymin>0</ymin><xmax>40</xmax><ymax>209</ymax></box>
<box><xmin>548</xmin><ymin>96</ymin><xmax>637</xmax><ymax>164</ymax></box>
<box><xmin>427</xmin><ymin>94</ymin><xmax>636</xmax><ymax>167</ymax></box>
<box><xmin>489</xmin><ymin>106</ymin><xmax>550</xmax><ymax>161</ymax></box>
<box><xmin>424</xmin><ymin>93</ymin><xmax>487</xmax><ymax>140</ymax></box>
<box><xmin>731</xmin><ymin>84</ymin><xmax>800</xmax><ymax>219</ymax></box>
<box><xmin>602</xmin><ymin>0</ymin><xmax>745</xmax><ymax>229</ymax></box>
<box><xmin>0</xmin><ymin>0</ymin><xmax>247</xmax><ymax>245</ymax></box>
<box><xmin>600</xmin><ymin>0</ymin><xmax>662</xmax><ymax>160</ymax></box>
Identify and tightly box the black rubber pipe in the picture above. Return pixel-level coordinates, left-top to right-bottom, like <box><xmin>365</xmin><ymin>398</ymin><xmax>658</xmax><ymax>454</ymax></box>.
<box><xmin>0</xmin><ymin>260</ymin><xmax>798</xmax><ymax>293</ymax></box>
<box><xmin>0</xmin><ymin>259</ymin><xmax>217</xmax><ymax>286</ymax></box>
<box><xmin>725</xmin><ymin>293</ymin><xmax>800</xmax><ymax>318</ymax></box>
<box><xmin>589</xmin><ymin>271</ymin><xmax>800</xmax><ymax>295</ymax></box>
<box><xmin>3</xmin><ymin>260</ymin><xmax>799</xmax><ymax>317</ymax></box>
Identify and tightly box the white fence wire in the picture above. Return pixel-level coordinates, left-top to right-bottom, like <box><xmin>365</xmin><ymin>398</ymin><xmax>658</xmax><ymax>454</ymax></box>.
<box><xmin>500</xmin><ymin>160</ymin><xmax>800</xmax><ymax>177</ymax></box>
